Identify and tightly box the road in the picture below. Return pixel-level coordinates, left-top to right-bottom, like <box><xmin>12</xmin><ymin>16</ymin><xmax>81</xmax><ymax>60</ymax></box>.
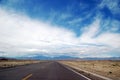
<box><xmin>0</xmin><ymin>61</ymin><xmax>90</xmax><ymax>80</ymax></box>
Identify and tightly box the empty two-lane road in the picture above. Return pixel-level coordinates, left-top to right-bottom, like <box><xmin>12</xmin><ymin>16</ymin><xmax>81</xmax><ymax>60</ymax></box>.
<box><xmin>0</xmin><ymin>61</ymin><xmax>90</xmax><ymax>80</ymax></box>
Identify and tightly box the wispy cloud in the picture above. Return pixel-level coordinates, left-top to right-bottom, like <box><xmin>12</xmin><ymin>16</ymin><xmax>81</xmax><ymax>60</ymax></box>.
<box><xmin>0</xmin><ymin>8</ymin><xmax>77</xmax><ymax>57</ymax></box>
<box><xmin>99</xmin><ymin>0</ymin><xmax>120</xmax><ymax>15</ymax></box>
<box><xmin>0</xmin><ymin>0</ymin><xmax>120</xmax><ymax>58</ymax></box>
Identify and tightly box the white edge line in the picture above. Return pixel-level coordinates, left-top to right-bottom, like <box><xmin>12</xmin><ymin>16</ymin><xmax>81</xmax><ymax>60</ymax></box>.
<box><xmin>74</xmin><ymin>67</ymin><xmax>112</xmax><ymax>80</ymax></box>
<box><xmin>59</xmin><ymin>62</ymin><xmax>112</xmax><ymax>80</ymax></box>
<box><xmin>61</xmin><ymin>64</ymin><xmax>91</xmax><ymax>80</ymax></box>
<box><xmin>66</xmin><ymin>66</ymin><xmax>91</xmax><ymax>80</ymax></box>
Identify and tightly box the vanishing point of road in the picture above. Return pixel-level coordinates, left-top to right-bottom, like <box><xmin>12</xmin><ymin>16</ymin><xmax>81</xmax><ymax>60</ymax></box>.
<box><xmin>0</xmin><ymin>61</ymin><xmax>90</xmax><ymax>80</ymax></box>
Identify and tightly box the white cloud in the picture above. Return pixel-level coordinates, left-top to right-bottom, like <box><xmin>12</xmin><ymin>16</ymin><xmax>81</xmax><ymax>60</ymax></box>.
<box><xmin>99</xmin><ymin>0</ymin><xmax>120</xmax><ymax>15</ymax></box>
<box><xmin>96</xmin><ymin>33</ymin><xmax>120</xmax><ymax>48</ymax></box>
<box><xmin>80</xmin><ymin>20</ymin><xmax>100</xmax><ymax>43</ymax></box>
<box><xmin>0</xmin><ymin>8</ymin><xmax>78</xmax><ymax>57</ymax></box>
<box><xmin>80</xmin><ymin>18</ymin><xmax>120</xmax><ymax>48</ymax></box>
<box><xmin>79</xmin><ymin>18</ymin><xmax>120</xmax><ymax>57</ymax></box>
<box><xmin>0</xmin><ymin>8</ymin><xmax>120</xmax><ymax>58</ymax></box>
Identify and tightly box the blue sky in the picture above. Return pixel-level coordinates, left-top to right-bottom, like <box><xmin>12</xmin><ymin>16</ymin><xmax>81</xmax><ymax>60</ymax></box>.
<box><xmin>0</xmin><ymin>0</ymin><xmax>120</xmax><ymax>58</ymax></box>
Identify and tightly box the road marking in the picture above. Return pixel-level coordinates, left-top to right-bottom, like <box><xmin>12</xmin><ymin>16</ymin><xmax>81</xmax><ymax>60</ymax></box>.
<box><xmin>58</xmin><ymin>63</ymin><xmax>91</xmax><ymax>80</ymax></box>
<box><xmin>65</xmin><ymin>66</ymin><xmax>91</xmax><ymax>80</ymax></box>
<box><xmin>22</xmin><ymin>74</ymin><xmax>32</xmax><ymax>80</ymax></box>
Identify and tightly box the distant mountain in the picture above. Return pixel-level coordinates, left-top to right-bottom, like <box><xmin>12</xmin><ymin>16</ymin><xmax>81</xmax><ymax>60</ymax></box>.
<box><xmin>82</xmin><ymin>57</ymin><xmax>120</xmax><ymax>60</ymax></box>
<box><xmin>17</xmin><ymin>55</ymin><xmax>78</xmax><ymax>60</ymax></box>
<box><xmin>52</xmin><ymin>56</ymin><xmax>78</xmax><ymax>60</ymax></box>
<box><xmin>1</xmin><ymin>56</ymin><xmax>120</xmax><ymax>60</ymax></box>
<box><xmin>0</xmin><ymin>57</ymin><xmax>16</xmax><ymax>60</ymax></box>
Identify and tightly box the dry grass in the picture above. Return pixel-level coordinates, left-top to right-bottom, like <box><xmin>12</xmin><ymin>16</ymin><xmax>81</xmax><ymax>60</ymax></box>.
<box><xmin>0</xmin><ymin>60</ymin><xmax>41</xmax><ymax>69</ymax></box>
<box><xmin>60</xmin><ymin>60</ymin><xmax>120</xmax><ymax>80</ymax></box>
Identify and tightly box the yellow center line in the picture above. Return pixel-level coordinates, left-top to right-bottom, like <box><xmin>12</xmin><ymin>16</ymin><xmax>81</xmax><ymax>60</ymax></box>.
<box><xmin>22</xmin><ymin>74</ymin><xmax>32</xmax><ymax>80</ymax></box>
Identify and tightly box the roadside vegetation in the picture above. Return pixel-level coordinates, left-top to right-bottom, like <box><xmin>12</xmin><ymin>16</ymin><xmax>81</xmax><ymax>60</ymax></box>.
<box><xmin>0</xmin><ymin>59</ymin><xmax>41</xmax><ymax>69</ymax></box>
<box><xmin>60</xmin><ymin>60</ymin><xmax>120</xmax><ymax>80</ymax></box>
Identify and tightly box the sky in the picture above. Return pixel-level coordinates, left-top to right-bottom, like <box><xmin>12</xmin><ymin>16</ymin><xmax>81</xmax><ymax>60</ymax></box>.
<box><xmin>0</xmin><ymin>0</ymin><xmax>120</xmax><ymax>58</ymax></box>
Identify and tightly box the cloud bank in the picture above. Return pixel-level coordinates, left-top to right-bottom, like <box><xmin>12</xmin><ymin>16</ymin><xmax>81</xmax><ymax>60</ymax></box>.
<box><xmin>0</xmin><ymin>0</ymin><xmax>120</xmax><ymax>58</ymax></box>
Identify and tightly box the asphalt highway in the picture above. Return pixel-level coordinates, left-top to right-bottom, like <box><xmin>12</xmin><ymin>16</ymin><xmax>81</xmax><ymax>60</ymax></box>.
<box><xmin>0</xmin><ymin>61</ymin><xmax>90</xmax><ymax>80</ymax></box>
